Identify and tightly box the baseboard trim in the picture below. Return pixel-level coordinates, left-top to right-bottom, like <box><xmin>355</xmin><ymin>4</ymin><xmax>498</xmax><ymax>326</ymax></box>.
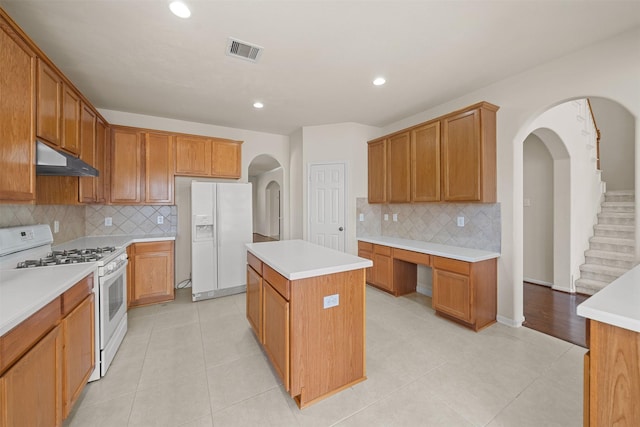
<box><xmin>497</xmin><ymin>315</ymin><xmax>524</xmax><ymax>328</ymax></box>
<box><xmin>523</xmin><ymin>277</ymin><xmax>553</xmax><ymax>287</ymax></box>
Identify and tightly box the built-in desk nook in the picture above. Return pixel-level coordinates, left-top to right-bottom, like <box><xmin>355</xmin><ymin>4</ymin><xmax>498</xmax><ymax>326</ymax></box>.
<box><xmin>358</xmin><ymin>237</ymin><xmax>500</xmax><ymax>331</ymax></box>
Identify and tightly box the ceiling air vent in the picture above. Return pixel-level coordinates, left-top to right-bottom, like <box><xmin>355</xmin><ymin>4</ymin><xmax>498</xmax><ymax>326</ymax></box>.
<box><xmin>226</xmin><ymin>37</ymin><xmax>263</xmax><ymax>63</ymax></box>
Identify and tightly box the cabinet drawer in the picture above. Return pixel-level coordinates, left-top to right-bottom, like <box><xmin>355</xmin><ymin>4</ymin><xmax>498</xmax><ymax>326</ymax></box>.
<box><xmin>62</xmin><ymin>274</ymin><xmax>94</xmax><ymax>316</ymax></box>
<box><xmin>0</xmin><ymin>297</ymin><xmax>61</xmax><ymax>374</ymax></box>
<box><xmin>132</xmin><ymin>240</ymin><xmax>173</xmax><ymax>254</ymax></box>
<box><xmin>247</xmin><ymin>251</ymin><xmax>263</xmax><ymax>274</ymax></box>
<box><xmin>433</xmin><ymin>256</ymin><xmax>470</xmax><ymax>275</ymax></box>
<box><xmin>393</xmin><ymin>248</ymin><xmax>431</xmax><ymax>266</ymax></box>
<box><xmin>357</xmin><ymin>241</ymin><xmax>373</xmax><ymax>252</ymax></box>
<box><xmin>373</xmin><ymin>244</ymin><xmax>392</xmax><ymax>256</ymax></box>
<box><xmin>263</xmin><ymin>264</ymin><xmax>290</xmax><ymax>300</ymax></box>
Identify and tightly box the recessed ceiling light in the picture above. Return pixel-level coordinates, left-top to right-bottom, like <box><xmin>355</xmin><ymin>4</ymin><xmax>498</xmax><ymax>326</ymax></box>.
<box><xmin>373</xmin><ymin>77</ymin><xmax>386</xmax><ymax>86</ymax></box>
<box><xmin>253</xmin><ymin>102</ymin><xmax>264</xmax><ymax>109</ymax></box>
<box><xmin>169</xmin><ymin>1</ymin><xmax>191</xmax><ymax>18</ymax></box>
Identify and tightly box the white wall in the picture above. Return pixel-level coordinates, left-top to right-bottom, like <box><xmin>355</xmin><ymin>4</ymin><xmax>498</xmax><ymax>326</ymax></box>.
<box><xmin>289</xmin><ymin>129</ymin><xmax>303</xmax><ymax>239</ymax></box>
<box><xmin>523</xmin><ymin>134</ymin><xmax>554</xmax><ymax>285</ymax></box>
<box><xmin>590</xmin><ymin>97</ymin><xmax>636</xmax><ymax>190</ymax></box>
<box><xmin>253</xmin><ymin>168</ymin><xmax>283</xmax><ymax>237</ymax></box>
<box><xmin>299</xmin><ymin>123</ymin><xmax>381</xmax><ymax>254</ymax></box>
<box><xmin>377</xmin><ymin>27</ymin><xmax>640</xmax><ymax>326</ymax></box>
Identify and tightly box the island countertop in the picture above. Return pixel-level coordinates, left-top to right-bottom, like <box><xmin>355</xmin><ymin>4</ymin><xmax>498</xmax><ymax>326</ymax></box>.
<box><xmin>246</xmin><ymin>239</ymin><xmax>372</xmax><ymax>281</ymax></box>
<box><xmin>577</xmin><ymin>264</ymin><xmax>640</xmax><ymax>333</ymax></box>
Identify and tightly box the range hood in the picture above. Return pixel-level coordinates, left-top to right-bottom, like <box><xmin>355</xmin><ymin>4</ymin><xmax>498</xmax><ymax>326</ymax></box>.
<box><xmin>36</xmin><ymin>141</ymin><xmax>98</xmax><ymax>177</ymax></box>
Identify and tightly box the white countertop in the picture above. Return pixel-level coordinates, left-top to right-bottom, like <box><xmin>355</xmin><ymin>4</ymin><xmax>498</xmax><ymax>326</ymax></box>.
<box><xmin>246</xmin><ymin>240</ymin><xmax>372</xmax><ymax>281</ymax></box>
<box><xmin>54</xmin><ymin>233</ymin><xmax>175</xmax><ymax>251</ymax></box>
<box><xmin>577</xmin><ymin>265</ymin><xmax>640</xmax><ymax>333</ymax></box>
<box><xmin>0</xmin><ymin>263</ymin><xmax>97</xmax><ymax>336</ymax></box>
<box><xmin>357</xmin><ymin>236</ymin><xmax>500</xmax><ymax>262</ymax></box>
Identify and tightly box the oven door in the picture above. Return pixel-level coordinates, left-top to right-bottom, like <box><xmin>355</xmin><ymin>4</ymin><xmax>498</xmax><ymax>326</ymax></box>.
<box><xmin>99</xmin><ymin>259</ymin><xmax>128</xmax><ymax>348</ymax></box>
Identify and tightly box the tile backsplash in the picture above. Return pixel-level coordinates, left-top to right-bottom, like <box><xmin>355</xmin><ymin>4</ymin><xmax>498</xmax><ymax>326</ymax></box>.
<box><xmin>0</xmin><ymin>204</ymin><xmax>176</xmax><ymax>244</ymax></box>
<box><xmin>356</xmin><ymin>198</ymin><xmax>501</xmax><ymax>252</ymax></box>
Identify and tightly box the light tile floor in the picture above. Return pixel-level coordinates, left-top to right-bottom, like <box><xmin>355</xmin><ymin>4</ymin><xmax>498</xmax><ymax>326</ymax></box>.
<box><xmin>64</xmin><ymin>287</ymin><xmax>585</xmax><ymax>427</ymax></box>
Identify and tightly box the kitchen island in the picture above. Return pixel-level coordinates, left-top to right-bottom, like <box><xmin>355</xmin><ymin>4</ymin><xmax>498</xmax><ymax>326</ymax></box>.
<box><xmin>245</xmin><ymin>240</ymin><xmax>372</xmax><ymax>408</ymax></box>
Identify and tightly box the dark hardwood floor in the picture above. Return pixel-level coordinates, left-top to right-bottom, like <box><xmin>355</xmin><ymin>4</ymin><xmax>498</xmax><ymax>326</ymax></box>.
<box><xmin>523</xmin><ymin>282</ymin><xmax>590</xmax><ymax>348</ymax></box>
<box><xmin>252</xmin><ymin>233</ymin><xmax>278</xmax><ymax>243</ymax></box>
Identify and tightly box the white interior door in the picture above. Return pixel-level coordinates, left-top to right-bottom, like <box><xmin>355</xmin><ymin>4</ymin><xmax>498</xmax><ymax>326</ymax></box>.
<box><xmin>309</xmin><ymin>163</ymin><xmax>346</xmax><ymax>251</ymax></box>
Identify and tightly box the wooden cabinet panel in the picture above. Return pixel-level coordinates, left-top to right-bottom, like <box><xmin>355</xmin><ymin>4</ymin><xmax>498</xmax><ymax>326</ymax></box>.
<box><xmin>393</xmin><ymin>248</ymin><xmax>430</xmax><ymax>266</ymax></box>
<box><xmin>79</xmin><ymin>103</ymin><xmax>97</xmax><ymax>203</ymax></box>
<box><xmin>129</xmin><ymin>241</ymin><xmax>175</xmax><ymax>307</ymax></box>
<box><xmin>61</xmin><ymin>84</ymin><xmax>81</xmax><ymax>155</ymax></box>
<box><xmin>372</xmin><ymin>252</ymin><xmax>392</xmax><ymax>292</ymax></box>
<box><xmin>263</xmin><ymin>264</ymin><xmax>290</xmax><ymax>300</ymax></box>
<box><xmin>357</xmin><ymin>247</ymin><xmax>373</xmax><ymax>284</ymax></box>
<box><xmin>246</xmin><ymin>265</ymin><xmax>263</xmax><ymax>343</ymax></box>
<box><xmin>0</xmin><ymin>20</ymin><xmax>36</xmax><ymax>202</ymax></box>
<box><xmin>411</xmin><ymin>121</ymin><xmax>440</xmax><ymax>202</ymax></box>
<box><xmin>62</xmin><ymin>294</ymin><xmax>94</xmax><ymax>419</ymax></box>
<box><xmin>36</xmin><ymin>59</ymin><xmax>62</xmax><ymax>146</ymax></box>
<box><xmin>144</xmin><ymin>132</ymin><xmax>174</xmax><ymax>204</ymax></box>
<box><xmin>94</xmin><ymin>117</ymin><xmax>109</xmax><ymax>203</ymax></box>
<box><xmin>387</xmin><ymin>132</ymin><xmax>411</xmax><ymax>203</ymax></box>
<box><xmin>0</xmin><ymin>325</ymin><xmax>62</xmax><ymax>427</ymax></box>
<box><xmin>433</xmin><ymin>268</ymin><xmax>471</xmax><ymax>322</ymax></box>
<box><xmin>110</xmin><ymin>127</ymin><xmax>142</xmax><ymax>204</ymax></box>
<box><xmin>211</xmin><ymin>139</ymin><xmax>241</xmax><ymax>178</ymax></box>
<box><xmin>174</xmin><ymin>135</ymin><xmax>212</xmax><ymax>176</ymax></box>
<box><xmin>442</xmin><ymin>109</ymin><xmax>481</xmax><ymax>202</ymax></box>
<box><xmin>262</xmin><ymin>281</ymin><xmax>290</xmax><ymax>390</ymax></box>
<box><xmin>367</xmin><ymin>139</ymin><xmax>387</xmax><ymax>203</ymax></box>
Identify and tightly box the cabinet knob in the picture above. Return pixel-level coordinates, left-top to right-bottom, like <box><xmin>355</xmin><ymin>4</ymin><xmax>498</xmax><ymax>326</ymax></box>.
<box><xmin>338</xmin><ymin>227</ymin><xmax>344</xmax><ymax>231</ymax></box>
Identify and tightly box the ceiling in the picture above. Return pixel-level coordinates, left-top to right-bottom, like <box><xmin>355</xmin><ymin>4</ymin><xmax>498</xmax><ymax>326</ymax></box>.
<box><xmin>2</xmin><ymin>1</ymin><xmax>639</xmax><ymax>135</ymax></box>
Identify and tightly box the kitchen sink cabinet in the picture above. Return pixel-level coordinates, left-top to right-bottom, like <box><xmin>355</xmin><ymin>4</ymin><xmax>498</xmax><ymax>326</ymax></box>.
<box><xmin>432</xmin><ymin>255</ymin><xmax>496</xmax><ymax>331</ymax></box>
<box><xmin>367</xmin><ymin>138</ymin><xmax>387</xmax><ymax>204</ymax></box>
<box><xmin>387</xmin><ymin>132</ymin><xmax>411</xmax><ymax>203</ymax></box>
<box><xmin>0</xmin><ymin>14</ymin><xmax>36</xmax><ymax>203</ymax></box>
<box><xmin>128</xmin><ymin>241</ymin><xmax>175</xmax><ymax>308</ymax></box>
<box><xmin>174</xmin><ymin>134</ymin><xmax>242</xmax><ymax>179</ymax></box>
<box><xmin>144</xmin><ymin>131</ymin><xmax>174</xmax><ymax>204</ymax></box>
<box><xmin>79</xmin><ymin>103</ymin><xmax>97</xmax><ymax>203</ymax></box>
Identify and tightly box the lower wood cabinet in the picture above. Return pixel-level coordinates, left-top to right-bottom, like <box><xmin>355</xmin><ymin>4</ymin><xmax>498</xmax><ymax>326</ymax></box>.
<box><xmin>128</xmin><ymin>241</ymin><xmax>175</xmax><ymax>307</ymax></box>
<box><xmin>246</xmin><ymin>262</ymin><xmax>263</xmax><ymax>342</ymax></box>
<box><xmin>262</xmin><ymin>278</ymin><xmax>290</xmax><ymax>390</ymax></box>
<box><xmin>357</xmin><ymin>241</ymin><xmax>418</xmax><ymax>297</ymax></box>
<box><xmin>432</xmin><ymin>256</ymin><xmax>496</xmax><ymax>331</ymax></box>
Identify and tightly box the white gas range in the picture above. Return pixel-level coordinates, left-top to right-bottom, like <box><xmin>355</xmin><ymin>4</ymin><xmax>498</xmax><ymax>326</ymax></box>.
<box><xmin>0</xmin><ymin>224</ymin><xmax>128</xmax><ymax>381</ymax></box>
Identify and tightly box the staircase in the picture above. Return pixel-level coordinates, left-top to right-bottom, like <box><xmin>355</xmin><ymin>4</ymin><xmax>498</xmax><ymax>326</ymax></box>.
<box><xmin>576</xmin><ymin>190</ymin><xmax>637</xmax><ymax>295</ymax></box>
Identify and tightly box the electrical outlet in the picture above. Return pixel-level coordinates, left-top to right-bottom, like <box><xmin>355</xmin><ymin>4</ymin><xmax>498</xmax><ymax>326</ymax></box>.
<box><xmin>457</xmin><ymin>216</ymin><xmax>464</xmax><ymax>227</ymax></box>
<box><xmin>393</xmin><ymin>213</ymin><xmax>398</xmax><ymax>222</ymax></box>
<box><xmin>384</xmin><ymin>214</ymin><xmax>389</xmax><ymax>221</ymax></box>
<box><xmin>359</xmin><ymin>213</ymin><xmax>364</xmax><ymax>222</ymax></box>
<box><xmin>157</xmin><ymin>215</ymin><xmax>164</xmax><ymax>224</ymax></box>
<box><xmin>323</xmin><ymin>294</ymin><xmax>339</xmax><ymax>309</ymax></box>
<box><xmin>105</xmin><ymin>217</ymin><xmax>112</xmax><ymax>227</ymax></box>
<box><xmin>53</xmin><ymin>220</ymin><xmax>59</xmax><ymax>233</ymax></box>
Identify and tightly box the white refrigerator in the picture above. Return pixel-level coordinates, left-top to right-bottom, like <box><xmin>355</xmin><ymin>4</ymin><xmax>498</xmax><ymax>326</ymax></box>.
<box><xmin>191</xmin><ymin>181</ymin><xmax>252</xmax><ymax>301</ymax></box>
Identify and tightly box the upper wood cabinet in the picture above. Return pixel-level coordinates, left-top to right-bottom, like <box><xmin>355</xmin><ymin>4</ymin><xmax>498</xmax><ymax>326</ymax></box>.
<box><xmin>174</xmin><ymin>135</ymin><xmax>242</xmax><ymax>179</ymax></box>
<box><xmin>79</xmin><ymin>103</ymin><xmax>96</xmax><ymax>203</ymax></box>
<box><xmin>367</xmin><ymin>139</ymin><xmax>387</xmax><ymax>204</ymax></box>
<box><xmin>367</xmin><ymin>102</ymin><xmax>498</xmax><ymax>204</ymax></box>
<box><xmin>61</xmin><ymin>84</ymin><xmax>81</xmax><ymax>156</ymax></box>
<box><xmin>110</xmin><ymin>126</ymin><xmax>143</xmax><ymax>204</ymax></box>
<box><xmin>387</xmin><ymin>132</ymin><xmax>411</xmax><ymax>203</ymax></box>
<box><xmin>36</xmin><ymin>59</ymin><xmax>62</xmax><ymax>147</ymax></box>
<box><xmin>0</xmin><ymin>15</ymin><xmax>36</xmax><ymax>203</ymax></box>
<box><xmin>442</xmin><ymin>103</ymin><xmax>497</xmax><ymax>202</ymax></box>
<box><xmin>94</xmin><ymin>117</ymin><xmax>109</xmax><ymax>204</ymax></box>
<box><xmin>144</xmin><ymin>132</ymin><xmax>174</xmax><ymax>204</ymax></box>
<box><xmin>411</xmin><ymin>121</ymin><xmax>440</xmax><ymax>202</ymax></box>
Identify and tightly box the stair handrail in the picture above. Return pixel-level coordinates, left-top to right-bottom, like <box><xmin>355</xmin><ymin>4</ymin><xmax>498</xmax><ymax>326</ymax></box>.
<box><xmin>587</xmin><ymin>98</ymin><xmax>602</xmax><ymax>170</ymax></box>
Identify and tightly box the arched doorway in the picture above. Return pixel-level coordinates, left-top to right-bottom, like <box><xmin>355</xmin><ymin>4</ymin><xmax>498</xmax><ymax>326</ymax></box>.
<box><xmin>248</xmin><ymin>154</ymin><xmax>283</xmax><ymax>242</ymax></box>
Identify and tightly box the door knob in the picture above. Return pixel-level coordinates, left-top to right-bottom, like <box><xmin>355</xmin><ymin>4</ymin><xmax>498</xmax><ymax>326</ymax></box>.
<box><xmin>338</xmin><ymin>227</ymin><xmax>344</xmax><ymax>231</ymax></box>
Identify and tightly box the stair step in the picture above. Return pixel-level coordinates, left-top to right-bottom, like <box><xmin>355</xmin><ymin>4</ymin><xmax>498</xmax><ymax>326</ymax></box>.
<box><xmin>597</xmin><ymin>212</ymin><xmax>635</xmax><ymax>225</ymax></box>
<box><xmin>589</xmin><ymin>236</ymin><xmax>635</xmax><ymax>253</ymax></box>
<box><xmin>584</xmin><ymin>250</ymin><xmax>637</xmax><ymax>269</ymax></box>
<box><xmin>601</xmin><ymin>201</ymin><xmax>635</xmax><ymax>213</ymax></box>
<box><xmin>575</xmin><ymin>278</ymin><xmax>609</xmax><ymax>295</ymax></box>
<box><xmin>579</xmin><ymin>263</ymin><xmax>627</xmax><ymax>282</ymax></box>
<box><xmin>604</xmin><ymin>190</ymin><xmax>635</xmax><ymax>203</ymax></box>
<box><xmin>594</xmin><ymin>224</ymin><xmax>635</xmax><ymax>239</ymax></box>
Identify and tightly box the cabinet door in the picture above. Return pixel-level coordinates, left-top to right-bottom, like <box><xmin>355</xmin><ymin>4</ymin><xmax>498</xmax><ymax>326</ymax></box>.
<box><xmin>130</xmin><ymin>241</ymin><xmax>175</xmax><ymax>307</ymax></box>
<box><xmin>144</xmin><ymin>132</ymin><xmax>174</xmax><ymax>204</ymax></box>
<box><xmin>211</xmin><ymin>139</ymin><xmax>241</xmax><ymax>178</ymax></box>
<box><xmin>387</xmin><ymin>132</ymin><xmax>411</xmax><ymax>203</ymax></box>
<box><xmin>174</xmin><ymin>135</ymin><xmax>211</xmax><ymax>176</ymax></box>
<box><xmin>0</xmin><ymin>326</ymin><xmax>62</xmax><ymax>427</ymax></box>
<box><xmin>357</xmin><ymin>249</ymin><xmax>373</xmax><ymax>284</ymax></box>
<box><xmin>62</xmin><ymin>294</ymin><xmax>94</xmax><ymax>418</ymax></box>
<box><xmin>61</xmin><ymin>84</ymin><xmax>81</xmax><ymax>155</ymax></box>
<box><xmin>367</xmin><ymin>139</ymin><xmax>387</xmax><ymax>203</ymax></box>
<box><xmin>246</xmin><ymin>265</ymin><xmax>263</xmax><ymax>342</ymax></box>
<box><xmin>79</xmin><ymin>104</ymin><xmax>97</xmax><ymax>203</ymax></box>
<box><xmin>442</xmin><ymin>109</ymin><xmax>481</xmax><ymax>201</ymax></box>
<box><xmin>372</xmin><ymin>252</ymin><xmax>392</xmax><ymax>292</ymax></box>
<box><xmin>94</xmin><ymin>117</ymin><xmax>109</xmax><ymax>203</ymax></box>
<box><xmin>36</xmin><ymin>59</ymin><xmax>62</xmax><ymax>146</ymax></box>
<box><xmin>262</xmin><ymin>281</ymin><xmax>289</xmax><ymax>390</ymax></box>
<box><xmin>433</xmin><ymin>268</ymin><xmax>471</xmax><ymax>322</ymax></box>
<box><xmin>0</xmin><ymin>23</ymin><xmax>36</xmax><ymax>202</ymax></box>
<box><xmin>110</xmin><ymin>127</ymin><xmax>142</xmax><ymax>204</ymax></box>
<box><xmin>411</xmin><ymin>121</ymin><xmax>440</xmax><ymax>202</ymax></box>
